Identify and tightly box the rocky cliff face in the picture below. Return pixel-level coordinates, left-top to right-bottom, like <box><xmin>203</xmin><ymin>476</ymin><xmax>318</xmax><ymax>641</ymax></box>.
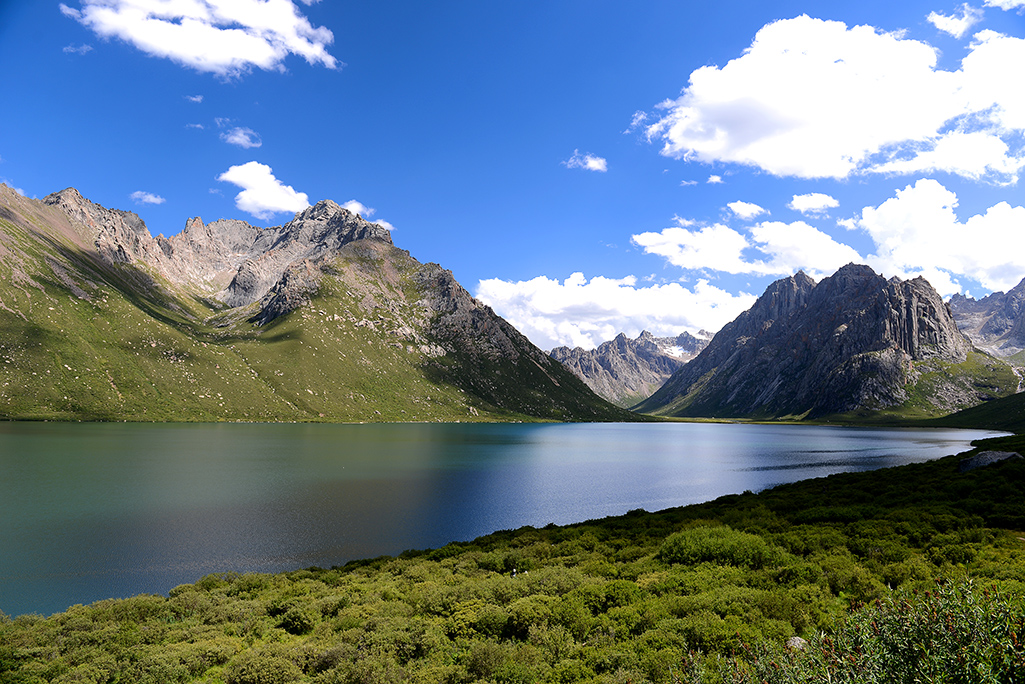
<box><xmin>637</xmin><ymin>264</ymin><xmax>1012</xmax><ymax>419</ymax></box>
<box><xmin>43</xmin><ymin>188</ymin><xmax>393</xmax><ymax>313</ymax></box>
<box><xmin>550</xmin><ymin>330</ymin><xmax>710</xmax><ymax>406</ymax></box>
<box><xmin>0</xmin><ymin>185</ymin><xmax>630</xmax><ymax>422</ymax></box>
<box><xmin>950</xmin><ymin>277</ymin><xmax>1025</xmax><ymax>357</ymax></box>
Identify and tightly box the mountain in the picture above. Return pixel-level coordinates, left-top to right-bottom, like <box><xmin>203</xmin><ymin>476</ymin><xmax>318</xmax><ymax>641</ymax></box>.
<box><xmin>636</xmin><ymin>264</ymin><xmax>1017</xmax><ymax>420</ymax></box>
<box><xmin>949</xmin><ymin>277</ymin><xmax>1025</xmax><ymax>360</ymax></box>
<box><xmin>0</xmin><ymin>184</ymin><xmax>635</xmax><ymax>422</ymax></box>
<box><xmin>550</xmin><ymin>330</ymin><xmax>710</xmax><ymax>406</ymax></box>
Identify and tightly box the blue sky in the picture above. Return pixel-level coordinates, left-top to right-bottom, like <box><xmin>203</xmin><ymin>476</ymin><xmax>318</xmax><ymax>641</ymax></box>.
<box><xmin>1</xmin><ymin>1</ymin><xmax>1023</xmax><ymax>350</ymax></box>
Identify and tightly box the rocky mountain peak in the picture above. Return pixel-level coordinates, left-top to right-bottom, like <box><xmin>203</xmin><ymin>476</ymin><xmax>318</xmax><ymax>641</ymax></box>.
<box><xmin>637</xmin><ymin>264</ymin><xmax>992</xmax><ymax>419</ymax></box>
<box><xmin>950</xmin><ymin>276</ymin><xmax>1025</xmax><ymax>356</ymax></box>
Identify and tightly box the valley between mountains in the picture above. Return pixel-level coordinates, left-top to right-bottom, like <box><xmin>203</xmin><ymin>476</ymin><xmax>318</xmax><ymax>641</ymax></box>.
<box><xmin>1</xmin><ymin>183</ymin><xmax>1021</xmax><ymax>425</ymax></box>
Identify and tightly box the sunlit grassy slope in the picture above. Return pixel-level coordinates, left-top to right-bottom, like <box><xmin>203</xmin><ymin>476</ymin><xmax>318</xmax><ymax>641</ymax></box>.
<box><xmin>0</xmin><ymin>191</ymin><xmax>633</xmax><ymax>423</ymax></box>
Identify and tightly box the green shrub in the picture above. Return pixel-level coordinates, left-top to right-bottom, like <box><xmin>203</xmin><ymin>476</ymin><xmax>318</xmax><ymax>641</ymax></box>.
<box><xmin>659</xmin><ymin>525</ymin><xmax>782</xmax><ymax>569</ymax></box>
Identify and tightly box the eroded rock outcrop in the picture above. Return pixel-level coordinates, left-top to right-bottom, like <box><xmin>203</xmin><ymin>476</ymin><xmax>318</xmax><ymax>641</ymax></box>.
<box><xmin>950</xmin><ymin>277</ymin><xmax>1025</xmax><ymax>357</ymax></box>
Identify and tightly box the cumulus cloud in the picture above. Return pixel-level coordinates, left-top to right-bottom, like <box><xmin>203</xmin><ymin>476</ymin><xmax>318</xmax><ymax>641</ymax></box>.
<box><xmin>707</xmin><ymin>175</ymin><xmax>723</xmax><ymax>184</ymax></box>
<box><xmin>563</xmin><ymin>150</ymin><xmax>608</xmax><ymax>172</ymax></box>
<box><xmin>130</xmin><ymin>190</ymin><xmax>165</xmax><ymax>205</ymax></box>
<box><xmin>220</xmin><ymin>127</ymin><xmax>262</xmax><ymax>149</ymax></box>
<box><xmin>59</xmin><ymin>0</ymin><xmax>339</xmax><ymax>77</ymax></box>
<box><xmin>727</xmin><ymin>200</ymin><xmax>768</xmax><ymax>220</ymax></box>
<box><xmin>928</xmin><ymin>4</ymin><xmax>984</xmax><ymax>38</ymax></box>
<box><xmin>217</xmin><ymin>161</ymin><xmax>309</xmax><ymax>220</ymax></box>
<box><xmin>644</xmin><ymin>15</ymin><xmax>1025</xmax><ymax>182</ymax></box>
<box><xmin>852</xmin><ymin>178</ymin><xmax>1025</xmax><ymax>293</ymax></box>
<box><xmin>475</xmin><ymin>272</ymin><xmax>756</xmax><ymax>350</ymax></box>
<box><xmin>632</xmin><ymin>219</ymin><xmax>861</xmax><ymax>280</ymax></box>
<box><xmin>184</xmin><ymin>94</ymin><xmax>203</xmax><ymax>103</ymax></box>
<box><xmin>63</xmin><ymin>43</ymin><xmax>93</xmax><ymax>54</ymax></box>
<box><xmin>788</xmin><ymin>192</ymin><xmax>839</xmax><ymax>216</ymax></box>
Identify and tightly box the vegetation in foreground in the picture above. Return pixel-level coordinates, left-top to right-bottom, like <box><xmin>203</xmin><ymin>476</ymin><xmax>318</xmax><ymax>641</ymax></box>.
<box><xmin>2</xmin><ymin>436</ymin><xmax>1023</xmax><ymax>683</ymax></box>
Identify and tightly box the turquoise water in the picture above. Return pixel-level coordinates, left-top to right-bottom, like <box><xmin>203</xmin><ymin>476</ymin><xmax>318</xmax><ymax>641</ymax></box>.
<box><xmin>0</xmin><ymin>421</ymin><xmax>1000</xmax><ymax>617</ymax></box>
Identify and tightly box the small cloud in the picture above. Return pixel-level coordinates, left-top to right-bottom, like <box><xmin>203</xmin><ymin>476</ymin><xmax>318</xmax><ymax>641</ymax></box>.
<box><xmin>928</xmin><ymin>4</ymin><xmax>984</xmax><ymax>38</ymax></box>
<box><xmin>727</xmin><ymin>201</ymin><xmax>768</xmax><ymax>220</ymax></box>
<box><xmin>59</xmin><ymin>3</ymin><xmax>81</xmax><ymax>19</ymax></box>
<box><xmin>214</xmin><ymin>117</ymin><xmax>232</xmax><ymax>128</ymax></box>
<box><xmin>62</xmin><ymin>43</ymin><xmax>93</xmax><ymax>55</ymax></box>
<box><xmin>985</xmin><ymin>0</ymin><xmax>1025</xmax><ymax>8</ymax></box>
<box><xmin>372</xmin><ymin>219</ymin><xmax>394</xmax><ymax>231</ymax></box>
<box><xmin>130</xmin><ymin>191</ymin><xmax>166</xmax><ymax>205</ymax></box>
<box><xmin>186</xmin><ymin>123</ymin><xmax>205</xmax><ymax>129</ymax></box>
<box><xmin>672</xmin><ymin>214</ymin><xmax>698</xmax><ymax>227</ymax></box>
<box><xmin>680</xmin><ymin>180</ymin><xmax>698</xmax><ymax>186</ymax></box>
<box><xmin>1</xmin><ymin>178</ymin><xmax>27</xmax><ymax>196</ymax></box>
<box><xmin>788</xmin><ymin>192</ymin><xmax>840</xmax><ymax>217</ymax></box>
<box><xmin>341</xmin><ymin>199</ymin><xmax>374</xmax><ymax>216</ymax></box>
<box><xmin>221</xmin><ymin>127</ymin><xmax>262</xmax><ymax>149</ymax></box>
<box><xmin>623</xmin><ymin>110</ymin><xmax>648</xmax><ymax>134</ymax></box>
<box><xmin>217</xmin><ymin>161</ymin><xmax>309</xmax><ymax>220</ymax></box>
<box><xmin>564</xmin><ymin>150</ymin><xmax>608</xmax><ymax>172</ymax></box>
<box><xmin>707</xmin><ymin>175</ymin><xmax>724</xmax><ymax>184</ymax></box>
<box><xmin>184</xmin><ymin>94</ymin><xmax>204</xmax><ymax>103</ymax></box>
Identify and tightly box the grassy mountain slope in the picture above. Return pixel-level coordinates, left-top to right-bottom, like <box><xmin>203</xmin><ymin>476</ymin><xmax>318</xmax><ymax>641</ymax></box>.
<box><xmin>0</xmin><ymin>186</ymin><xmax>634</xmax><ymax>423</ymax></box>
<box><xmin>2</xmin><ymin>438</ymin><xmax>1023</xmax><ymax>682</ymax></box>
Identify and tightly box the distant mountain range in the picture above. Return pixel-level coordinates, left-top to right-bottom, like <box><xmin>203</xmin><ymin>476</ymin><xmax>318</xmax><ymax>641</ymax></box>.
<box><xmin>635</xmin><ymin>264</ymin><xmax>1018</xmax><ymax>420</ymax></box>
<box><xmin>950</xmin><ymin>278</ymin><xmax>1025</xmax><ymax>361</ymax></box>
<box><xmin>550</xmin><ymin>330</ymin><xmax>710</xmax><ymax>406</ymax></box>
<box><xmin>0</xmin><ymin>185</ymin><xmax>633</xmax><ymax>422</ymax></box>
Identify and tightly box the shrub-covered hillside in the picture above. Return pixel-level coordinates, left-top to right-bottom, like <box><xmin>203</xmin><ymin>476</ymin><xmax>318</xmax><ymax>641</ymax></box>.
<box><xmin>2</xmin><ymin>436</ymin><xmax>1023</xmax><ymax>683</ymax></box>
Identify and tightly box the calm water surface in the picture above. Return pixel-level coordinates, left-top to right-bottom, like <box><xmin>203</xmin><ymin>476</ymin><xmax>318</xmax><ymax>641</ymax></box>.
<box><xmin>0</xmin><ymin>421</ymin><xmax>1001</xmax><ymax>617</ymax></box>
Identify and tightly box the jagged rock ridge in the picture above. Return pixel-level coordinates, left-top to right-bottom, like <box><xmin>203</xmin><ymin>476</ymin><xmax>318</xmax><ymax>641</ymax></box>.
<box><xmin>550</xmin><ymin>331</ymin><xmax>710</xmax><ymax>406</ymax></box>
<box><xmin>637</xmin><ymin>264</ymin><xmax>1013</xmax><ymax>419</ymax></box>
<box><xmin>950</xmin><ymin>277</ymin><xmax>1025</xmax><ymax>358</ymax></box>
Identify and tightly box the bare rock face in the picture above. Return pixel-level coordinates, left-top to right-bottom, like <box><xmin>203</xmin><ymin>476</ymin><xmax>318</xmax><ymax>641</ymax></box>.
<box><xmin>43</xmin><ymin>191</ymin><xmax>393</xmax><ymax>321</ymax></box>
<box><xmin>637</xmin><ymin>264</ymin><xmax>978</xmax><ymax>419</ymax></box>
<box><xmin>950</xmin><ymin>277</ymin><xmax>1025</xmax><ymax>357</ymax></box>
<box><xmin>550</xmin><ymin>330</ymin><xmax>710</xmax><ymax>406</ymax></box>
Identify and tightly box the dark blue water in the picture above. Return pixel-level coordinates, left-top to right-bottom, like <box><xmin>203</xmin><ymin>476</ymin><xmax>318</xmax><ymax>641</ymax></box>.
<box><xmin>0</xmin><ymin>421</ymin><xmax>1001</xmax><ymax>617</ymax></box>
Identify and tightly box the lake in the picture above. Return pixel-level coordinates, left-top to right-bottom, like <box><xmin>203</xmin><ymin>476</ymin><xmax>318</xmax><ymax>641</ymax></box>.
<box><xmin>0</xmin><ymin>421</ymin><xmax>1002</xmax><ymax>617</ymax></box>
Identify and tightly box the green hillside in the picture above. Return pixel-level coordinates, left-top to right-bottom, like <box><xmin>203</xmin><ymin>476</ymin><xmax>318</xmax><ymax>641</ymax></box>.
<box><xmin>0</xmin><ymin>188</ymin><xmax>634</xmax><ymax>423</ymax></box>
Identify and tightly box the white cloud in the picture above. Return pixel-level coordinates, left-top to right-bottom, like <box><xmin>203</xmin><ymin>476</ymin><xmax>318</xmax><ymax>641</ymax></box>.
<box><xmin>853</xmin><ymin>178</ymin><xmax>1025</xmax><ymax>293</ymax></box>
<box><xmin>928</xmin><ymin>4</ymin><xmax>984</xmax><ymax>38</ymax></box>
<box><xmin>62</xmin><ymin>43</ymin><xmax>93</xmax><ymax>54</ymax></box>
<box><xmin>130</xmin><ymin>190</ymin><xmax>165</xmax><ymax>205</ymax></box>
<box><xmin>185</xmin><ymin>94</ymin><xmax>203</xmax><ymax>103</ymax></box>
<box><xmin>632</xmin><ymin>219</ymin><xmax>862</xmax><ymax>280</ymax></box>
<box><xmin>217</xmin><ymin>161</ymin><xmax>309</xmax><ymax>220</ymax></box>
<box><xmin>750</xmin><ymin>221</ymin><xmax>863</xmax><ymax>279</ymax></box>
<box><xmin>707</xmin><ymin>175</ymin><xmax>723</xmax><ymax>184</ymax></box>
<box><xmin>186</xmin><ymin>123</ymin><xmax>204</xmax><ymax>129</ymax></box>
<box><xmin>475</xmin><ymin>272</ymin><xmax>756</xmax><ymax>350</ymax></box>
<box><xmin>680</xmin><ymin>179</ymin><xmax>698</xmax><ymax>186</ymax></box>
<box><xmin>61</xmin><ymin>0</ymin><xmax>338</xmax><ymax>77</ymax></box>
<box><xmin>341</xmin><ymin>199</ymin><xmax>374</xmax><ymax>216</ymax></box>
<box><xmin>873</xmin><ymin>130</ymin><xmax>1024</xmax><ymax>181</ymax></box>
<box><xmin>788</xmin><ymin>192</ymin><xmax>839</xmax><ymax>216</ymax></box>
<box><xmin>644</xmin><ymin>15</ymin><xmax>1025</xmax><ymax>182</ymax></box>
<box><xmin>633</xmin><ymin>224</ymin><xmax>755</xmax><ymax>274</ymax></box>
<box><xmin>563</xmin><ymin>150</ymin><xmax>608</xmax><ymax>172</ymax></box>
<box><xmin>984</xmin><ymin>0</ymin><xmax>1025</xmax><ymax>9</ymax></box>
<box><xmin>220</xmin><ymin>127</ymin><xmax>262</xmax><ymax>149</ymax></box>
<box><xmin>727</xmin><ymin>200</ymin><xmax>767</xmax><ymax>220</ymax></box>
